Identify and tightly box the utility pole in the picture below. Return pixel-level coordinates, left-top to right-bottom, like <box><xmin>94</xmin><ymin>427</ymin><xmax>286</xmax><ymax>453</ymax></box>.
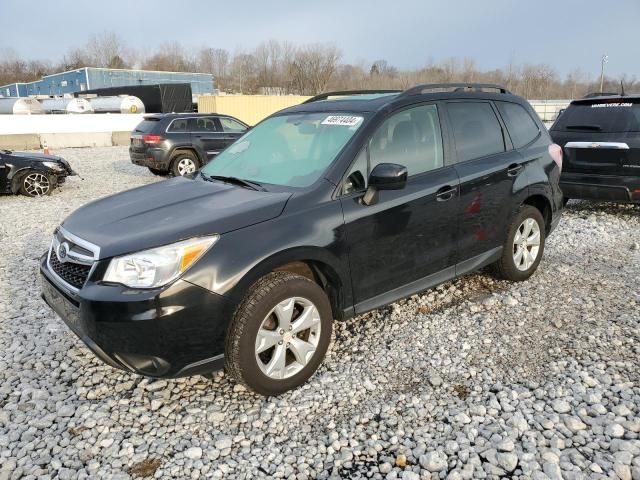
<box><xmin>600</xmin><ymin>55</ymin><xmax>608</xmax><ymax>93</ymax></box>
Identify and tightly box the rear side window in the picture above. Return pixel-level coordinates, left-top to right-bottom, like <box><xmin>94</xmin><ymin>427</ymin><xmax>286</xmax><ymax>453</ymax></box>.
<box><xmin>220</xmin><ymin>117</ymin><xmax>247</xmax><ymax>133</ymax></box>
<box><xmin>496</xmin><ymin>102</ymin><xmax>540</xmax><ymax>148</ymax></box>
<box><xmin>447</xmin><ymin>102</ymin><xmax>505</xmax><ymax>162</ymax></box>
<box><xmin>552</xmin><ymin>101</ymin><xmax>640</xmax><ymax>133</ymax></box>
<box><xmin>134</xmin><ymin>119</ymin><xmax>160</xmax><ymax>133</ymax></box>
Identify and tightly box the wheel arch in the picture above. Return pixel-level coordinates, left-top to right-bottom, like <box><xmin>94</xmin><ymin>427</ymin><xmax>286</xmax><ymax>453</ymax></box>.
<box><xmin>9</xmin><ymin>166</ymin><xmax>46</xmax><ymax>193</ymax></box>
<box><xmin>227</xmin><ymin>247</ymin><xmax>351</xmax><ymax>322</ymax></box>
<box><xmin>522</xmin><ymin>194</ymin><xmax>552</xmax><ymax>233</ymax></box>
<box><xmin>169</xmin><ymin>147</ymin><xmax>204</xmax><ymax>166</ymax></box>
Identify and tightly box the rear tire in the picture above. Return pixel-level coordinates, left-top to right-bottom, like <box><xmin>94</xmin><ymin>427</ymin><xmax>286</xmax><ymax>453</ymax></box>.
<box><xmin>148</xmin><ymin>167</ymin><xmax>167</xmax><ymax>176</ymax></box>
<box><xmin>225</xmin><ymin>271</ymin><xmax>333</xmax><ymax>396</ymax></box>
<box><xmin>170</xmin><ymin>152</ymin><xmax>199</xmax><ymax>177</ymax></box>
<box><xmin>488</xmin><ymin>205</ymin><xmax>546</xmax><ymax>282</ymax></box>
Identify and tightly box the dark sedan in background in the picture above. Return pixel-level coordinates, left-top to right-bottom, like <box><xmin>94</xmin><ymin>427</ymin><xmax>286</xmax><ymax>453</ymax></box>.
<box><xmin>0</xmin><ymin>149</ymin><xmax>75</xmax><ymax>197</ymax></box>
<box><xmin>129</xmin><ymin>113</ymin><xmax>249</xmax><ymax>177</ymax></box>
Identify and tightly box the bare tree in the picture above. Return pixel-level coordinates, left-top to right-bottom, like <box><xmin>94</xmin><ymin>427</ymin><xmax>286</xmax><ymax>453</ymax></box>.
<box><xmin>4</xmin><ymin>35</ymin><xmax>640</xmax><ymax>100</ymax></box>
<box><xmin>290</xmin><ymin>44</ymin><xmax>341</xmax><ymax>95</ymax></box>
<box><xmin>142</xmin><ymin>42</ymin><xmax>195</xmax><ymax>72</ymax></box>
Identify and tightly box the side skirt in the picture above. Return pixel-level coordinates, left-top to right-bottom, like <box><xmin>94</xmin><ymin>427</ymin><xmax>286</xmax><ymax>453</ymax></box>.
<box><xmin>352</xmin><ymin>247</ymin><xmax>502</xmax><ymax>316</ymax></box>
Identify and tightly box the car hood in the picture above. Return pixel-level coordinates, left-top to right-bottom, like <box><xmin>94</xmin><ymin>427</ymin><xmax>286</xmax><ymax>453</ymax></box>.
<box><xmin>61</xmin><ymin>176</ymin><xmax>292</xmax><ymax>258</ymax></box>
<box><xmin>7</xmin><ymin>151</ymin><xmax>64</xmax><ymax>162</ymax></box>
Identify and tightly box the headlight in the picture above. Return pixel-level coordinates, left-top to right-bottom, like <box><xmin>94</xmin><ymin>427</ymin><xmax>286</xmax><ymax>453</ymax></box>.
<box><xmin>42</xmin><ymin>161</ymin><xmax>64</xmax><ymax>170</ymax></box>
<box><xmin>103</xmin><ymin>236</ymin><xmax>219</xmax><ymax>288</ymax></box>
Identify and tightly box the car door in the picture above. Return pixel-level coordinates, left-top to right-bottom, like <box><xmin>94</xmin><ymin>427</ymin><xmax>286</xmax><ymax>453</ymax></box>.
<box><xmin>339</xmin><ymin>103</ymin><xmax>460</xmax><ymax>312</ymax></box>
<box><xmin>217</xmin><ymin>117</ymin><xmax>249</xmax><ymax>149</ymax></box>
<box><xmin>443</xmin><ymin>100</ymin><xmax>524</xmax><ymax>266</ymax></box>
<box><xmin>190</xmin><ymin>116</ymin><xmax>227</xmax><ymax>159</ymax></box>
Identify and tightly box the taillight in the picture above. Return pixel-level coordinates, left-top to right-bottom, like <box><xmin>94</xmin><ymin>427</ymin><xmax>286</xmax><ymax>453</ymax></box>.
<box><xmin>548</xmin><ymin>143</ymin><xmax>563</xmax><ymax>171</ymax></box>
<box><xmin>143</xmin><ymin>135</ymin><xmax>163</xmax><ymax>145</ymax></box>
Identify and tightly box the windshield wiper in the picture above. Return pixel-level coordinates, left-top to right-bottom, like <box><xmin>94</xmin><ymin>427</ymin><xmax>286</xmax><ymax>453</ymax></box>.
<box><xmin>566</xmin><ymin>124</ymin><xmax>602</xmax><ymax>131</ymax></box>
<box><xmin>201</xmin><ymin>172</ymin><xmax>265</xmax><ymax>191</ymax></box>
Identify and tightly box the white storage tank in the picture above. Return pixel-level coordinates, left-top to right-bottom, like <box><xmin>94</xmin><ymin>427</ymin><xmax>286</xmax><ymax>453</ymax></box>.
<box><xmin>40</xmin><ymin>98</ymin><xmax>94</xmax><ymax>114</ymax></box>
<box><xmin>0</xmin><ymin>98</ymin><xmax>44</xmax><ymax>115</ymax></box>
<box><xmin>88</xmin><ymin>96</ymin><xmax>145</xmax><ymax>114</ymax></box>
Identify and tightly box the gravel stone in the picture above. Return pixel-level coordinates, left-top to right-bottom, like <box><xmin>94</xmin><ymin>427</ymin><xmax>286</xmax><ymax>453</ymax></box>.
<box><xmin>606</xmin><ymin>423</ymin><xmax>625</xmax><ymax>438</ymax></box>
<box><xmin>0</xmin><ymin>147</ymin><xmax>638</xmax><ymax>479</ymax></box>
<box><xmin>419</xmin><ymin>451</ymin><xmax>447</xmax><ymax>472</ymax></box>
<box><xmin>184</xmin><ymin>447</ymin><xmax>202</xmax><ymax>460</ymax></box>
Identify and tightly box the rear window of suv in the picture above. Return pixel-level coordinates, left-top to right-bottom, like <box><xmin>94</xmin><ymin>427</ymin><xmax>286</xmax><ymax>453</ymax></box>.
<box><xmin>133</xmin><ymin>118</ymin><xmax>161</xmax><ymax>133</ymax></box>
<box><xmin>553</xmin><ymin>100</ymin><xmax>640</xmax><ymax>133</ymax></box>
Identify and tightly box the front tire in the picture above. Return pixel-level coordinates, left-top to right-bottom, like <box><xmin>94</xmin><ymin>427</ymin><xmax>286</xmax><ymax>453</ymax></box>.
<box><xmin>225</xmin><ymin>272</ymin><xmax>333</xmax><ymax>396</ymax></box>
<box><xmin>20</xmin><ymin>171</ymin><xmax>54</xmax><ymax>197</ymax></box>
<box><xmin>170</xmin><ymin>152</ymin><xmax>199</xmax><ymax>177</ymax></box>
<box><xmin>489</xmin><ymin>205</ymin><xmax>546</xmax><ymax>281</ymax></box>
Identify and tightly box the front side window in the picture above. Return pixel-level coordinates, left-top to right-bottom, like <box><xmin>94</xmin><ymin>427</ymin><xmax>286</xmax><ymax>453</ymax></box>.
<box><xmin>496</xmin><ymin>101</ymin><xmax>540</xmax><ymax>148</ymax></box>
<box><xmin>201</xmin><ymin>112</ymin><xmax>365</xmax><ymax>188</ymax></box>
<box><xmin>342</xmin><ymin>104</ymin><xmax>443</xmax><ymax>194</ymax></box>
<box><xmin>220</xmin><ymin>117</ymin><xmax>247</xmax><ymax>133</ymax></box>
<box><xmin>447</xmin><ymin>102</ymin><xmax>505</xmax><ymax>162</ymax></box>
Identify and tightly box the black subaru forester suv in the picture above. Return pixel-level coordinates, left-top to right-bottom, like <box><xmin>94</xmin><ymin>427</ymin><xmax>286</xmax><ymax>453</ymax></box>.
<box><xmin>41</xmin><ymin>84</ymin><xmax>564</xmax><ymax>395</ymax></box>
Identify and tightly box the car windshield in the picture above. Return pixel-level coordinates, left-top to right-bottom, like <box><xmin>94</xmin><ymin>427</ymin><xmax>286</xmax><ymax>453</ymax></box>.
<box><xmin>201</xmin><ymin>112</ymin><xmax>365</xmax><ymax>188</ymax></box>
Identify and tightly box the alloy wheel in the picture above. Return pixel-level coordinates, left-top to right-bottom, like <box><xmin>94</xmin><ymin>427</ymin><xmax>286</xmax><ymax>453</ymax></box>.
<box><xmin>512</xmin><ymin>218</ymin><xmax>541</xmax><ymax>271</ymax></box>
<box><xmin>177</xmin><ymin>157</ymin><xmax>197</xmax><ymax>176</ymax></box>
<box><xmin>23</xmin><ymin>173</ymin><xmax>50</xmax><ymax>196</ymax></box>
<box><xmin>255</xmin><ymin>297</ymin><xmax>322</xmax><ymax>380</ymax></box>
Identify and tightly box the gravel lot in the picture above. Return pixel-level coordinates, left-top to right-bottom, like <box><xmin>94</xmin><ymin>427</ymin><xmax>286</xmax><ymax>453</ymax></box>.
<box><xmin>0</xmin><ymin>146</ymin><xmax>639</xmax><ymax>480</ymax></box>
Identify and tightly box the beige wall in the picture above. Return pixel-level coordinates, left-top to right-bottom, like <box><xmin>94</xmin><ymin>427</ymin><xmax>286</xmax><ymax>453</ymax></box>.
<box><xmin>197</xmin><ymin>95</ymin><xmax>311</xmax><ymax>126</ymax></box>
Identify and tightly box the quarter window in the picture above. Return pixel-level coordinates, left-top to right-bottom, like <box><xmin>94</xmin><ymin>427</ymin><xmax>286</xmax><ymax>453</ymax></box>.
<box><xmin>496</xmin><ymin>102</ymin><xmax>540</xmax><ymax>148</ymax></box>
<box><xmin>447</xmin><ymin>102</ymin><xmax>505</xmax><ymax>162</ymax></box>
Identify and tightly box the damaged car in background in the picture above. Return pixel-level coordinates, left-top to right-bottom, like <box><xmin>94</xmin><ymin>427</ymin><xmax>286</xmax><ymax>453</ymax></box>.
<box><xmin>0</xmin><ymin>149</ymin><xmax>76</xmax><ymax>197</ymax></box>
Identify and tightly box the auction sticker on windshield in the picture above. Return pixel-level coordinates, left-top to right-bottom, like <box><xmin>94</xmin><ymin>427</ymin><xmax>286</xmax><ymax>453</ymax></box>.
<box><xmin>321</xmin><ymin>115</ymin><xmax>363</xmax><ymax>127</ymax></box>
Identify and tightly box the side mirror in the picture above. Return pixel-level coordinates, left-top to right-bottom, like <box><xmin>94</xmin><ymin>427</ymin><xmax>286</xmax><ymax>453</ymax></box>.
<box><xmin>361</xmin><ymin>163</ymin><xmax>407</xmax><ymax>205</ymax></box>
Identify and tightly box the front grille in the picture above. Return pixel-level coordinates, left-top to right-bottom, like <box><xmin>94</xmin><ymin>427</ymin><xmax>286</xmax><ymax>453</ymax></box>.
<box><xmin>49</xmin><ymin>252</ymin><xmax>92</xmax><ymax>289</ymax></box>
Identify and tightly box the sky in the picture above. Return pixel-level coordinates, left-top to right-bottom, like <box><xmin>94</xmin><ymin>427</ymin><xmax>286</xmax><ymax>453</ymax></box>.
<box><xmin>1</xmin><ymin>0</ymin><xmax>638</xmax><ymax>79</ymax></box>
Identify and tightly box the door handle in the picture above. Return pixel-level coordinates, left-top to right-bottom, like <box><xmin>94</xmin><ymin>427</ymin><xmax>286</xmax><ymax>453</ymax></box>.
<box><xmin>507</xmin><ymin>163</ymin><xmax>523</xmax><ymax>177</ymax></box>
<box><xmin>436</xmin><ymin>185</ymin><xmax>457</xmax><ymax>201</ymax></box>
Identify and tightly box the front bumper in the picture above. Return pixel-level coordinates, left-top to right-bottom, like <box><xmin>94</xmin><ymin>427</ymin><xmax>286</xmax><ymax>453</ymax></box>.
<box><xmin>40</xmin><ymin>254</ymin><xmax>233</xmax><ymax>377</ymax></box>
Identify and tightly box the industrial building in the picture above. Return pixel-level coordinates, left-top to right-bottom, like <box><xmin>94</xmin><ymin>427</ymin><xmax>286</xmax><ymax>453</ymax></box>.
<box><xmin>0</xmin><ymin>67</ymin><xmax>214</xmax><ymax>98</ymax></box>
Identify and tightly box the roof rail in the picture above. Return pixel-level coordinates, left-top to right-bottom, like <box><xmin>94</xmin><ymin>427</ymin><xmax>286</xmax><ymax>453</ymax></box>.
<box><xmin>400</xmin><ymin>83</ymin><xmax>511</xmax><ymax>97</ymax></box>
<box><xmin>302</xmin><ymin>89</ymin><xmax>402</xmax><ymax>104</ymax></box>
